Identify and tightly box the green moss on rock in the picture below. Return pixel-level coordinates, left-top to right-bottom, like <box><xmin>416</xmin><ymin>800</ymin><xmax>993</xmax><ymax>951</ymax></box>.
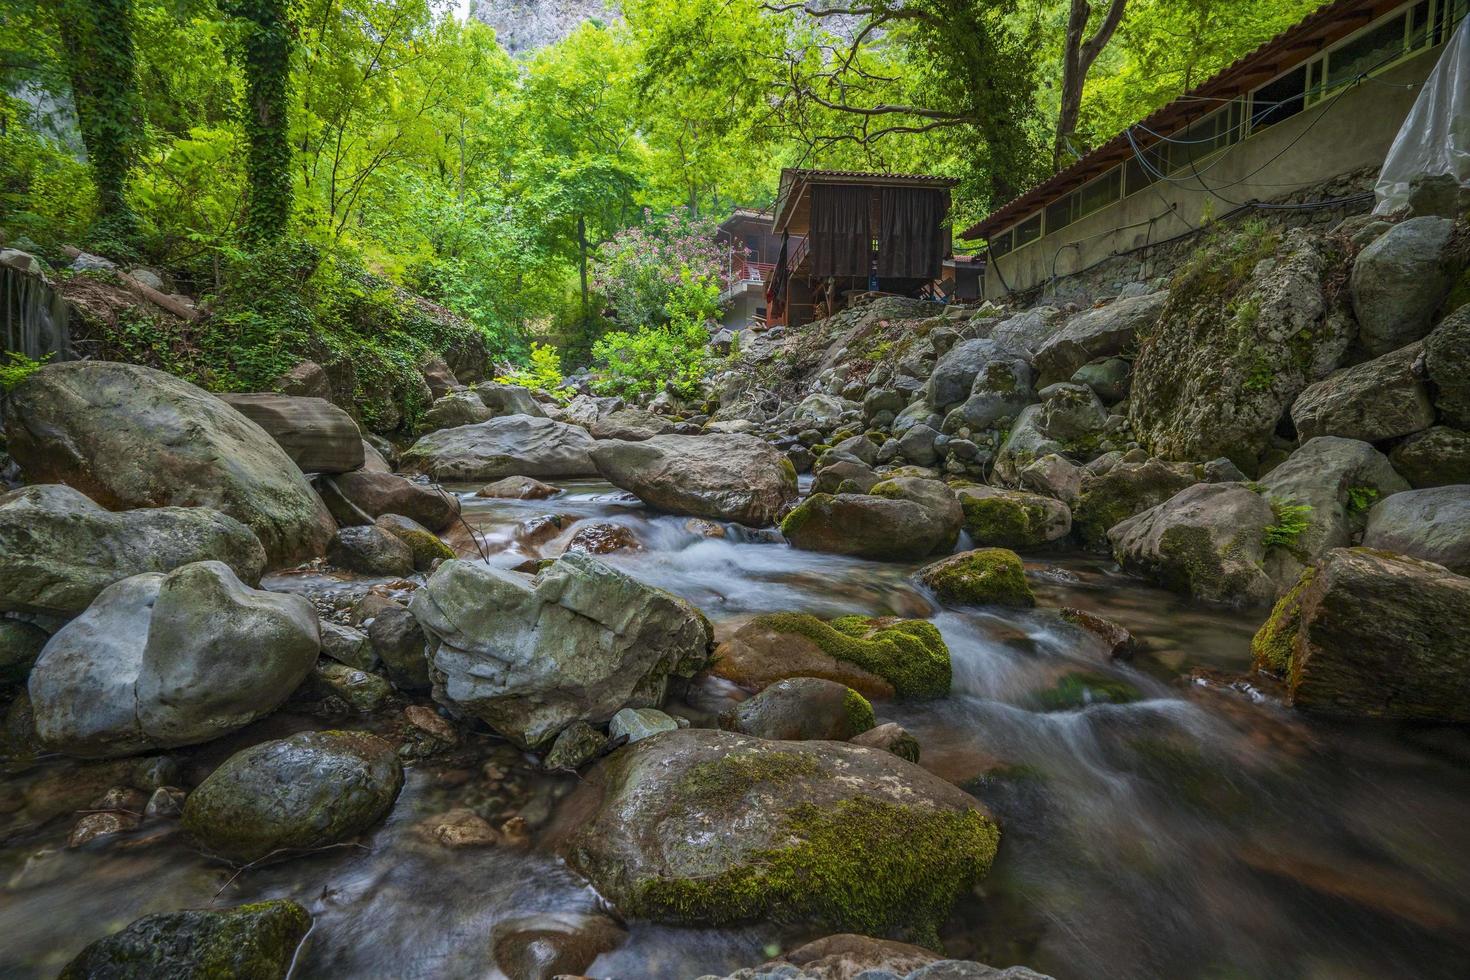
<box><xmin>59</xmin><ymin>900</ymin><xmax>311</xmax><ymax>980</ymax></box>
<box><xmin>960</xmin><ymin>495</ymin><xmax>1054</xmax><ymax>549</ymax></box>
<box><xmin>631</xmin><ymin>796</ymin><xmax>997</xmax><ymax>942</ymax></box>
<box><xmin>918</xmin><ymin>548</ymin><xmax>1035</xmax><ymax>608</ymax></box>
<box><xmin>752</xmin><ymin>612</ymin><xmax>951</xmax><ymax>699</ymax></box>
<box><xmin>844</xmin><ymin>688</ymin><xmax>877</xmax><ymax>733</ymax></box>
<box><xmin>1250</xmin><ymin>565</ymin><xmax>1315</xmax><ymax>676</ymax></box>
<box><xmin>1033</xmin><ymin>670</ymin><xmax>1143</xmax><ymax>711</ymax></box>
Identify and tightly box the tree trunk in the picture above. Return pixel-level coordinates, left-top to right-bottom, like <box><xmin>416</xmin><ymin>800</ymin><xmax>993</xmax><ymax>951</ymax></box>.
<box><xmin>578</xmin><ymin>214</ymin><xmax>589</xmax><ymax>318</ymax></box>
<box><xmin>55</xmin><ymin>0</ymin><xmax>139</xmax><ymax>244</ymax></box>
<box><xmin>225</xmin><ymin>0</ymin><xmax>293</xmax><ymax>243</ymax></box>
<box><xmin>1054</xmin><ymin>0</ymin><xmax>1128</xmax><ymax>170</ymax></box>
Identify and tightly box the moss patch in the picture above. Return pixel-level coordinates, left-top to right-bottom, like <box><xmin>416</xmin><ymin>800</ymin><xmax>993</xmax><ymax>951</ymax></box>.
<box><xmin>677</xmin><ymin>750</ymin><xmax>823</xmax><ymax>810</ymax></box>
<box><xmin>630</xmin><ymin>797</ymin><xmax>998</xmax><ymax>942</ymax></box>
<box><xmin>918</xmin><ymin>548</ymin><xmax>1035</xmax><ymax>608</ymax></box>
<box><xmin>59</xmin><ymin>900</ymin><xmax>311</xmax><ymax>979</ymax></box>
<box><xmin>844</xmin><ymin>688</ymin><xmax>877</xmax><ymax>734</ymax></box>
<box><xmin>753</xmin><ymin>612</ymin><xmax>951</xmax><ymax>699</ymax></box>
<box><xmin>1250</xmin><ymin>566</ymin><xmax>1315</xmax><ymax>675</ymax></box>
<box><xmin>1032</xmin><ymin>670</ymin><xmax>1143</xmax><ymax>711</ymax></box>
<box><xmin>960</xmin><ymin>495</ymin><xmax>1051</xmax><ymax>550</ymax></box>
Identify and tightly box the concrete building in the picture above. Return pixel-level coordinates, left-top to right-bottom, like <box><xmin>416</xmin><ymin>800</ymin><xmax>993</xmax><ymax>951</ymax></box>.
<box><xmin>964</xmin><ymin>0</ymin><xmax>1468</xmax><ymax>298</ymax></box>
<box><xmin>715</xmin><ymin>209</ymin><xmax>786</xmax><ymax>332</ymax></box>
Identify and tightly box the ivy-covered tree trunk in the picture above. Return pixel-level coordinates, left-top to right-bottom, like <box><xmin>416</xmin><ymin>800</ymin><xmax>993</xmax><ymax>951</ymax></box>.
<box><xmin>224</xmin><ymin>0</ymin><xmax>292</xmax><ymax>242</ymax></box>
<box><xmin>55</xmin><ymin>0</ymin><xmax>140</xmax><ymax>245</ymax></box>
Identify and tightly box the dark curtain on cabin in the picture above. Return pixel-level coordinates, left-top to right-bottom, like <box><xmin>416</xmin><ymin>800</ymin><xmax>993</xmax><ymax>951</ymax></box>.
<box><xmin>876</xmin><ymin>187</ymin><xmax>951</xmax><ymax>279</ymax></box>
<box><xmin>766</xmin><ymin>233</ymin><xmax>789</xmax><ymax>320</ymax></box>
<box><xmin>810</xmin><ymin>184</ymin><xmax>872</xmax><ymax>278</ymax></box>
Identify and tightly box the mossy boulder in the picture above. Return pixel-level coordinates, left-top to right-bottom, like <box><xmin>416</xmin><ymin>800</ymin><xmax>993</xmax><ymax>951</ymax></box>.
<box><xmin>182</xmin><ymin>730</ymin><xmax>403</xmax><ymax>863</ymax></box>
<box><xmin>1251</xmin><ymin>548</ymin><xmax>1470</xmax><ymax>720</ymax></box>
<box><xmin>955</xmin><ymin>486</ymin><xmax>1071</xmax><ymax>550</ymax></box>
<box><xmin>716</xmin><ymin>613</ymin><xmax>950</xmax><ymax>700</ymax></box>
<box><xmin>558</xmin><ymin>729</ymin><xmax>999</xmax><ymax>940</ymax></box>
<box><xmin>720</xmin><ymin>677</ymin><xmax>875</xmax><ymax>741</ymax></box>
<box><xmin>781</xmin><ymin>479</ymin><xmax>962</xmax><ymax>561</ymax></box>
<box><xmin>59</xmin><ymin>900</ymin><xmax>311</xmax><ymax>980</ymax></box>
<box><xmin>1072</xmin><ymin>458</ymin><xmax>1196</xmax><ymax>551</ymax></box>
<box><xmin>1032</xmin><ymin>670</ymin><xmax>1143</xmax><ymax>711</ymax></box>
<box><xmin>374</xmin><ymin>513</ymin><xmax>455</xmax><ymax>571</ymax></box>
<box><xmin>917</xmin><ymin>549</ymin><xmax>1035</xmax><ymax>608</ymax></box>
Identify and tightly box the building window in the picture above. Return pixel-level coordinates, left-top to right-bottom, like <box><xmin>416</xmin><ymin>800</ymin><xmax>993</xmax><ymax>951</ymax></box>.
<box><xmin>989</xmin><ymin>229</ymin><xmax>1013</xmax><ymax>258</ymax></box>
<box><xmin>1045</xmin><ymin>196</ymin><xmax>1076</xmax><ymax>235</ymax></box>
<box><xmin>1250</xmin><ymin>64</ymin><xmax>1309</xmax><ymax>132</ymax></box>
<box><xmin>1077</xmin><ymin>167</ymin><xmax>1122</xmax><ymax>218</ymax></box>
<box><xmin>1013</xmin><ymin>213</ymin><xmax>1043</xmax><ymax>250</ymax></box>
<box><xmin>1327</xmin><ymin>9</ymin><xmax>1412</xmax><ymax>90</ymax></box>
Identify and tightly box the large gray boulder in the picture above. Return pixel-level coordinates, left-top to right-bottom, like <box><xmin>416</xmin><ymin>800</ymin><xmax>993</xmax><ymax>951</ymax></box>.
<box><xmin>586</xmin><ymin>407</ymin><xmax>676</xmax><ymax>441</ymax></box>
<box><xmin>1130</xmin><ymin>228</ymin><xmax>1352</xmax><ymax>471</ymax></box>
<box><xmin>1423</xmin><ymin>305</ymin><xmax>1470</xmax><ymax>428</ymax></box>
<box><xmin>28</xmin><ymin>561</ymin><xmax>319</xmax><ymax>758</ymax></box>
<box><xmin>720</xmin><ymin>677</ymin><xmax>875</xmax><ymax>741</ymax></box>
<box><xmin>955</xmin><ymin>485</ymin><xmax>1071</xmax><ymax>549</ymax></box>
<box><xmin>589</xmin><ymin>434</ymin><xmax>798</xmax><ymax>526</ymax></box>
<box><xmin>1289</xmin><ymin>342</ymin><xmax>1434</xmax><ymax>443</ymax></box>
<box><xmin>1362</xmin><ymin>486</ymin><xmax>1470</xmax><ymax>574</ymax></box>
<box><xmin>1108</xmin><ymin>483</ymin><xmax>1277</xmax><ymax>605</ymax></box>
<box><xmin>1390</xmin><ymin>426</ymin><xmax>1470</xmax><ymax>487</ymax></box>
<box><xmin>557</xmin><ymin>729</ymin><xmax>999</xmax><ymax>935</ymax></box>
<box><xmin>782</xmin><ymin>479</ymin><xmax>962</xmax><ymax>560</ymax></box>
<box><xmin>1350</xmin><ymin>216</ymin><xmax>1457</xmax><ymax>356</ymax></box>
<box><xmin>182</xmin><ymin>730</ymin><xmax>402</xmax><ymax>862</ymax></box>
<box><xmin>1033</xmin><ymin>291</ymin><xmax>1165</xmax><ymax>385</ymax></box>
<box><xmin>400</xmin><ymin>415</ymin><xmax>597</xmax><ymax>482</ymax></box>
<box><xmin>928</xmin><ymin>338</ymin><xmax>1019</xmax><ymax>410</ymax></box>
<box><xmin>1072</xmin><ymin>457</ymin><xmax>1196</xmax><ymax>550</ymax></box>
<box><xmin>320</xmin><ymin>470</ymin><xmax>460</xmax><ymax>531</ymax></box>
<box><xmin>1258</xmin><ymin>436</ymin><xmax>1409</xmax><ymax>567</ymax></box>
<box><xmin>0</xmin><ymin>484</ymin><xmax>265</xmax><ymax>618</ymax></box>
<box><xmin>217</xmin><ymin>393</ymin><xmax>364</xmax><ymax>473</ymax></box>
<box><xmin>409</xmin><ymin>554</ymin><xmax>712</xmax><ymax>748</ymax></box>
<box><xmin>4</xmin><ymin>361</ymin><xmax>337</xmax><ymax>566</ymax></box>
<box><xmin>1252</xmin><ymin>549</ymin><xmax>1470</xmax><ymax>721</ymax></box>
<box><xmin>419</xmin><ymin>389</ymin><xmax>492</xmax><ymax>432</ymax></box>
<box><xmin>476</xmin><ymin>382</ymin><xmax>547</xmax><ymax>418</ymax></box>
<box><xmin>942</xmin><ymin>353</ymin><xmax>1035</xmax><ymax>432</ymax></box>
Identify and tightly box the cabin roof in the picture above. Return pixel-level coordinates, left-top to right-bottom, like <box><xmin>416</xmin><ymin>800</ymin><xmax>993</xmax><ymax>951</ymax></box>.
<box><xmin>773</xmin><ymin>168</ymin><xmax>959</xmax><ymax>236</ymax></box>
<box><xmin>960</xmin><ymin>0</ymin><xmax>1404</xmax><ymax>241</ymax></box>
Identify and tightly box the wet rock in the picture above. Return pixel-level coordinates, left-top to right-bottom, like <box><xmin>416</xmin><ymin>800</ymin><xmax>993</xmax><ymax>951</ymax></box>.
<box><xmin>1034</xmin><ymin>292</ymin><xmax>1165</xmax><ymax>385</ymax></box>
<box><xmin>1390</xmin><ymin>426</ymin><xmax>1470</xmax><ymax>487</ymax></box>
<box><xmin>310</xmin><ymin>660</ymin><xmax>393</xmax><ymax>713</ymax></box>
<box><xmin>918</xmin><ymin>548</ymin><xmax>1035</xmax><ymax>607</ymax></box>
<box><xmin>1351</xmin><ymin>216</ymin><xmax>1457</xmax><ymax>356</ymax></box>
<box><xmin>403</xmin><ymin>704</ymin><xmax>458</xmax><ymax>745</ymax></box>
<box><xmin>475</xmin><ymin>383</ymin><xmax>547</xmax><ymax>419</ymax></box>
<box><xmin>476</xmin><ymin>475</ymin><xmax>562</xmax><ymax>499</ymax></box>
<box><xmin>812</xmin><ymin>458</ymin><xmax>879</xmax><ymax>495</ymax></box>
<box><xmin>58</xmin><ymin>901</ymin><xmax>311</xmax><ymax>980</ymax></box>
<box><xmin>409</xmin><ymin>554</ymin><xmax>712</xmax><ymax>748</ymax></box>
<box><xmin>565</xmin><ymin>522</ymin><xmax>641</xmax><ymax>555</ymax></box>
<box><xmin>1251</xmin><ymin>549</ymin><xmax>1470</xmax><ymax>720</ymax></box>
<box><xmin>1130</xmin><ymin>228</ymin><xmax>1352</xmax><ymax>471</ymax></box>
<box><xmin>320</xmin><ymin>621</ymin><xmax>376</xmax><ymax>671</ymax></box>
<box><xmin>589</xmin><ymin>434</ymin><xmax>798</xmax><ymax>526</ymax></box>
<box><xmin>4</xmin><ymin>361</ymin><xmax>336</xmax><ymax>567</ymax></box>
<box><xmin>328</xmin><ymin>525</ymin><xmax>415</xmax><ymax>577</ymax></box>
<box><xmin>323</xmin><ymin>471</ymin><xmax>460</xmax><ymax>531</ymax></box>
<box><xmin>217</xmin><ymin>393</ymin><xmax>365</xmax><ymax>473</ymax></box>
<box><xmin>418</xmin><ymin>807</ymin><xmax>498</xmax><ymax>848</ymax></box>
<box><xmin>420</xmin><ymin>390</ymin><xmax>492</xmax><ymax>432</ymax></box>
<box><xmin>0</xmin><ymin>484</ymin><xmax>267</xmax><ymax>620</ymax></box>
<box><xmin>0</xmin><ymin>619</ymin><xmax>47</xmax><ymax>686</ymax></box>
<box><xmin>1072</xmin><ymin>457</ymin><xmax>1196</xmax><ymax>551</ymax></box>
<box><xmin>714</xmin><ymin>613</ymin><xmax>949</xmax><ymax>700</ymax></box>
<box><xmin>359</xmin><ymin>597</ymin><xmax>430</xmax><ymax>691</ymax></box>
<box><xmin>1059</xmin><ymin>608</ymin><xmax>1138</xmax><ymax>659</ymax></box>
<box><xmin>685</xmin><ymin>517</ymin><xmax>728</xmax><ymax>539</ymax></box>
<box><xmin>721</xmin><ymin>677</ymin><xmax>875</xmax><ymax>741</ymax></box>
<box><xmin>374</xmin><ymin>513</ymin><xmax>454</xmax><ymax>570</ymax></box>
<box><xmin>608</xmin><ymin>706</ymin><xmax>678</xmax><ymax>743</ymax></box>
<box><xmin>1109</xmin><ymin>483</ymin><xmax>1277</xmax><ymax>606</ymax></box>
<box><xmin>1423</xmin><ymin>304</ymin><xmax>1470</xmax><ymax>428</ymax></box>
<box><xmin>145</xmin><ymin>786</ymin><xmax>187</xmax><ymax>819</ymax></box>
<box><xmin>1033</xmin><ymin>670</ymin><xmax>1142</xmax><ymax>710</ymax></box>
<box><xmin>67</xmin><ymin>787</ymin><xmax>147</xmax><ymax>848</ymax></box>
<box><xmin>781</xmin><ymin>479</ymin><xmax>962</xmax><ymax>561</ymax></box>
<box><xmin>401</xmin><ymin>415</ymin><xmax>597</xmax><ymax>482</ymax></box>
<box><xmin>558</xmin><ymin>729</ymin><xmax>999</xmax><ymax>937</ymax></box>
<box><xmin>1362</xmin><ymin>486</ymin><xmax>1470</xmax><ymax>574</ymax></box>
<box><xmin>490</xmin><ymin>912</ymin><xmax>626</xmax><ymax>980</ymax></box>
<box><xmin>701</xmin><ymin>933</ymin><xmax>941</xmax><ymax>979</ymax></box>
<box><xmin>29</xmin><ymin>562</ymin><xmax>319</xmax><ymax>758</ymax></box>
<box><xmin>182</xmin><ymin>730</ymin><xmax>403</xmax><ymax>862</ymax></box>
<box><xmin>1290</xmin><ymin>342</ymin><xmax>1434</xmax><ymax>443</ymax></box>
<box><xmin>850</xmin><ymin>722</ymin><xmax>920</xmax><ymax>763</ymax></box>
<box><xmin>954</xmin><ymin>486</ymin><xmax>1070</xmax><ymax>549</ymax></box>
<box><xmin>543</xmin><ymin>721</ymin><xmax>608</xmax><ymax>771</ymax></box>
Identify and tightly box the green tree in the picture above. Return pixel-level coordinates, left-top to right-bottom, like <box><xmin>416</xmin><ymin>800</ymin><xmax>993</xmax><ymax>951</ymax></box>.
<box><xmin>221</xmin><ymin>0</ymin><xmax>291</xmax><ymax>242</ymax></box>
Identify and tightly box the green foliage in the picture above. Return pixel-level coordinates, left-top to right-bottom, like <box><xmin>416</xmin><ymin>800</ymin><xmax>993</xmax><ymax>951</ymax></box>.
<box><xmin>1263</xmin><ymin>499</ymin><xmax>1313</xmax><ymax>551</ymax></box>
<box><xmin>220</xmin><ymin>0</ymin><xmax>292</xmax><ymax>243</ymax></box>
<box><xmin>0</xmin><ymin>351</ymin><xmax>51</xmax><ymax>391</ymax></box>
<box><xmin>589</xmin><ymin>273</ymin><xmax>718</xmax><ymax>399</ymax></box>
<box><xmin>1346</xmin><ymin>486</ymin><xmax>1381</xmax><ymax>516</ymax></box>
<box><xmin>752</xmin><ymin>612</ymin><xmax>952</xmax><ymax>699</ymax></box>
<box><xmin>496</xmin><ymin>342</ymin><xmax>568</xmax><ymax>401</ymax></box>
<box><xmin>1250</xmin><ymin>566</ymin><xmax>1315</xmax><ymax>676</ymax></box>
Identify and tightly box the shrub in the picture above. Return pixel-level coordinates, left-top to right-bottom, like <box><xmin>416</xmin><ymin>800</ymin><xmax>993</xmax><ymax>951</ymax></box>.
<box><xmin>496</xmin><ymin>342</ymin><xmax>568</xmax><ymax>402</ymax></box>
<box><xmin>0</xmin><ymin>351</ymin><xmax>51</xmax><ymax>391</ymax></box>
<box><xmin>590</xmin><ymin>273</ymin><xmax>716</xmax><ymax>399</ymax></box>
<box><xmin>1263</xmin><ymin>499</ymin><xmax>1312</xmax><ymax>550</ymax></box>
<box><xmin>591</xmin><ymin>208</ymin><xmax>728</xmax><ymax>331</ymax></box>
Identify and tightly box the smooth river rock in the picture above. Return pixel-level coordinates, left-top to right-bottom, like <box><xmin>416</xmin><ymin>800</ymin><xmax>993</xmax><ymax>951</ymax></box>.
<box><xmin>28</xmin><ymin>561</ymin><xmax>320</xmax><ymax>758</ymax></box>
<box><xmin>59</xmin><ymin>901</ymin><xmax>312</xmax><ymax>979</ymax></box>
<box><xmin>218</xmin><ymin>392</ymin><xmax>365</xmax><ymax>473</ymax></box>
<box><xmin>589</xmin><ymin>434</ymin><xmax>798</xmax><ymax>527</ymax></box>
<box><xmin>0</xmin><ymin>484</ymin><xmax>266</xmax><ymax>618</ymax></box>
<box><xmin>3</xmin><ymin>361</ymin><xmax>336</xmax><ymax>566</ymax></box>
<box><xmin>400</xmin><ymin>415</ymin><xmax>597</xmax><ymax>481</ymax></box>
<box><xmin>1362</xmin><ymin>485</ymin><xmax>1470</xmax><ymax>574</ymax></box>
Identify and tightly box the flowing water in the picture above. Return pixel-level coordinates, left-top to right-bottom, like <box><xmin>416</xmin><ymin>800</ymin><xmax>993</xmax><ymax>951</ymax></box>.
<box><xmin>1</xmin><ymin>265</ymin><xmax>70</xmax><ymax>363</ymax></box>
<box><xmin>3</xmin><ymin>479</ymin><xmax>1469</xmax><ymax>979</ymax></box>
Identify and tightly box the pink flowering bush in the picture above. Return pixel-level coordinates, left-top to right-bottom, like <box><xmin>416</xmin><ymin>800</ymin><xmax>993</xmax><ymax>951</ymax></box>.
<box><xmin>591</xmin><ymin>208</ymin><xmax>729</xmax><ymax>330</ymax></box>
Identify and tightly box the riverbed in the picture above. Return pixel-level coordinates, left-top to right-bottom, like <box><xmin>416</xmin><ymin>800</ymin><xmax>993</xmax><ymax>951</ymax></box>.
<box><xmin>3</xmin><ymin>479</ymin><xmax>1468</xmax><ymax>979</ymax></box>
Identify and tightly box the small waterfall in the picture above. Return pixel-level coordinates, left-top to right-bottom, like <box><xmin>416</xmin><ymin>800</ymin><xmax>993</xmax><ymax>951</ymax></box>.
<box><xmin>2</xmin><ymin>261</ymin><xmax>71</xmax><ymax>362</ymax></box>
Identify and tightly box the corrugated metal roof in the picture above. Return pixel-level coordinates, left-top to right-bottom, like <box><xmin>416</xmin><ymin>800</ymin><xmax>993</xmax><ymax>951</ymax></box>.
<box><xmin>774</xmin><ymin>167</ymin><xmax>959</xmax><ymax>233</ymax></box>
<box><xmin>961</xmin><ymin>0</ymin><xmax>1399</xmax><ymax>241</ymax></box>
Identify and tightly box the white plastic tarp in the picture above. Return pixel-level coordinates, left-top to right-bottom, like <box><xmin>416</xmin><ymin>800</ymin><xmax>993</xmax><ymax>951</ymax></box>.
<box><xmin>1374</xmin><ymin>15</ymin><xmax>1470</xmax><ymax>214</ymax></box>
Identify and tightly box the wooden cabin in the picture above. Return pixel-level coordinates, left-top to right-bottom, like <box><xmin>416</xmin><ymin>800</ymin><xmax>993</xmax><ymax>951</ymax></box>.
<box><xmin>767</xmin><ymin>168</ymin><xmax>958</xmax><ymax>327</ymax></box>
<box><xmin>716</xmin><ymin>208</ymin><xmax>792</xmax><ymax>331</ymax></box>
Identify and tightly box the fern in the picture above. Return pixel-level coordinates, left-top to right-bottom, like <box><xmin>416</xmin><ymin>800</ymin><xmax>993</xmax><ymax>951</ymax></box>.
<box><xmin>1263</xmin><ymin>499</ymin><xmax>1312</xmax><ymax>550</ymax></box>
<box><xmin>0</xmin><ymin>351</ymin><xmax>51</xmax><ymax>392</ymax></box>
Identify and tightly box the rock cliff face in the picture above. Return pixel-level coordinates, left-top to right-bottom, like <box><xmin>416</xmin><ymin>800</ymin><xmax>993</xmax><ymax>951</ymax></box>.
<box><xmin>471</xmin><ymin>0</ymin><xmax>620</xmax><ymax>54</ymax></box>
